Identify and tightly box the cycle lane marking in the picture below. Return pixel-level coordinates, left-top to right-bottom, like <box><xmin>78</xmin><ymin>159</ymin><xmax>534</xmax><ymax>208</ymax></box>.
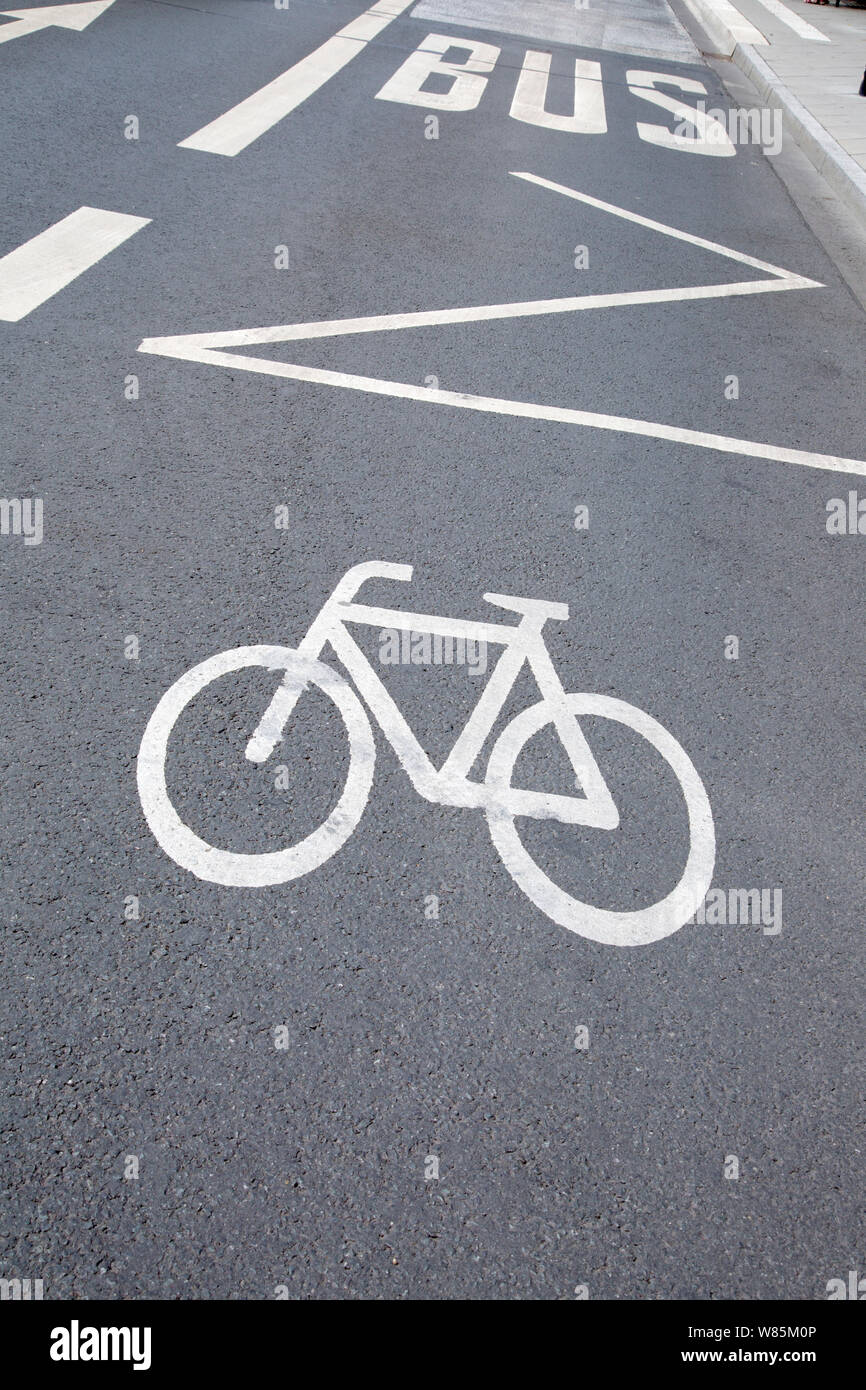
<box><xmin>0</xmin><ymin>206</ymin><xmax>149</xmax><ymax>322</ymax></box>
<box><xmin>136</xmin><ymin>566</ymin><xmax>716</xmax><ymax>946</ymax></box>
<box><xmin>178</xmin><ymin>0</ymin><xmax>416</xmax><ymax>157</ymax></box>
<box><xmin>138</xmin><ymin>174</ymin><xmax>866</xmax><ymax>478</ymax></box>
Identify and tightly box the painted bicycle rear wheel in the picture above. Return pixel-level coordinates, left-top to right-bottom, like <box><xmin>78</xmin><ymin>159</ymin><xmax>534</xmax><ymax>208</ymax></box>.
<box><xmin>137</xmin><ymin>646</ymin><xmax>375</xmax><ymax>887</ymax></box>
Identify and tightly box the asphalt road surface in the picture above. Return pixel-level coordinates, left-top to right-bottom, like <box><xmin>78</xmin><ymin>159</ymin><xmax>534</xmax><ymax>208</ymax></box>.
<box><xmin>1</xmin><ymin>0</ymin><xmax>864</xmax><ymax>1300</ymax></box>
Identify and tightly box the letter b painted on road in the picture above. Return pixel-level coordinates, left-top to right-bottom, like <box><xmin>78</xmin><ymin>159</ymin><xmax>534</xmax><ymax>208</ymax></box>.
<box><xmin>375</xmin><ymin>34</ymin><xmax>500</xmax><ymax>112</ymax></box>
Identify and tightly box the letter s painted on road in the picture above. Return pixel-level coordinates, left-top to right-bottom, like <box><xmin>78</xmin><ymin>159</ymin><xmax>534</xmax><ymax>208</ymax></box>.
<box><xmin>627</xmin><ymin>71</ymin><xmax>735</xmax><ymax>156</ymax></box>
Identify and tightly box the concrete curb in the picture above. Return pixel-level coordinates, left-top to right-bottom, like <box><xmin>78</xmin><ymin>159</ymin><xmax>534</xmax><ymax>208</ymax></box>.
<box><xmin>679</xmin><ymin>0</ymin><xmax>759</xmax><ymax>55</ymax></box>
<box><xmin>734</xmin><ymin>42</ymin><xmax>866</xmax><ymax>227</ymax></box>
<box><xmin>680</xmin><ymin>0</ymin><xmax>866</xmax><ymax>231</ymax></box>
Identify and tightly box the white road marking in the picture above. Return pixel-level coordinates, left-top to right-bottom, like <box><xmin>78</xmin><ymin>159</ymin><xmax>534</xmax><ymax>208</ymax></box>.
<box><xmin>137</xmin><ymin>647</ymin><xmax>376</xmax><ymax>889</ymax></box>
<box><xmin>179</xmin><ymin>0</ymin><xmax>415</xmax><ymax>157</ymax></box>
<box><xmin>513</xmin><ymin>172</ymin><xmax>789</xmax><ymax>276</ymax></box>
<box><xmin>750</xmin><ymin>0</ymin><xmax>830</xmax><ymax>41</ymax></box>
<box><xmin>137</xmin><ymin>175</ymin><xmax>865</xmax><ymax>477</ymax></box>
<box><xmin>486</xmin><ymin>693</ymin><xmax>715</xmax><ymax>946</ymax></box>
<box><xmin>138</xmin><ymin>277</ymin><xmax>815</xmax><ymax>354</ymax></box>
<box><xmin>510</xmin><ymin>53</ymin><xmax>607</xmax><ymax>134</ymax></box>
<box><xmin>138</xmin><ymin>169</ymin><xmax>818</xmax><ymax>353</ymax></box>
<box><xmin>0</xmin><ymin>1</ymin><xmax>115</xmax><ymax>45</ymax></box>
<box><xmin>627</xmin><ymin>71</ymin><xmax>734</xmax><ymax>156</ymax></box>
<box><xmin>375</xmin><ymin>31</ymin><xmax>500</xmax><ymax>110</ymax></box>
<box><xmin>138</xmin><ymin>564</ymin><xmax>715</xmax><ymax>945</ymax></box>
<box><xmin>134</xmin><ymin>348</ymin><xmax>866</xmax><ymax>478</ymax></box>
<box><xmin>0</xmin><ymin>206</ymin><xmax>149</xmax><ymax>321</ymax></box>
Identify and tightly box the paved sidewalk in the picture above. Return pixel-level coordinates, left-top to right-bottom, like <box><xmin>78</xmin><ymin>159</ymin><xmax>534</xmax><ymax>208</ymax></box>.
<box><xmin>736</xmin><ymin>0</ymin><xmax>865</xmax><ymax>166</ymax></box>
<box><xmin>680</xmin><ymin>0</ymin><xmax>866</xmax><ymax>221</ymax></box>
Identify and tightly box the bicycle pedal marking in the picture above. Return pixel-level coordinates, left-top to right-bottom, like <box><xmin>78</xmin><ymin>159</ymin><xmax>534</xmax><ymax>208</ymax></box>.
<box><xmin>137</xmin><ymin>562</ymin><xmax>716</xmax><ymax>946</ymax></box>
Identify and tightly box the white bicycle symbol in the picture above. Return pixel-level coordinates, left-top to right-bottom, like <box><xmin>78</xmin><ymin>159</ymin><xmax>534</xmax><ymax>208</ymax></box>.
<box><xmin>137</xmin><ymin>562</ymin><xmax>715</xmax><ymax>946</ymax></box>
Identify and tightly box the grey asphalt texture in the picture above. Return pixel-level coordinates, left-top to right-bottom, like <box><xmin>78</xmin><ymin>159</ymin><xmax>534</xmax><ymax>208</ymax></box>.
<box><xmin>1</xmin><ymin>0</ymin><xmax>864</xmax><ymax>1299</ymax></box>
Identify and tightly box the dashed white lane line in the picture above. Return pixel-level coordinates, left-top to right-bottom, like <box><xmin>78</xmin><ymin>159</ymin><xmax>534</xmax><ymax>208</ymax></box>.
<box><xmin>0</xmin><ymin>206</ymin><xmax>149</xmax><ymax>321</ymax></box>
<box><xmin>178</xmin><ymin>0</ymin><xmax>415</xmax><ymax>158</ymax></box>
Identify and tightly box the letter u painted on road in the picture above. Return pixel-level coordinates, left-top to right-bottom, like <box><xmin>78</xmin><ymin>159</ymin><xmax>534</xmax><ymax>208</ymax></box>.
<box><xmin>511</xmin><ymin>53</ymin><xmax>607</xmax><ymax>134</ymax></box>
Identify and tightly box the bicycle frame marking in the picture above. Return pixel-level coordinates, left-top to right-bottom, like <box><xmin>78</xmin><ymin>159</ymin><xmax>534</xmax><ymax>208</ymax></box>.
<box><xmin>247</xmin><ymin>562</ymin><xmax>618</xmax><ymax>828</ymax></box>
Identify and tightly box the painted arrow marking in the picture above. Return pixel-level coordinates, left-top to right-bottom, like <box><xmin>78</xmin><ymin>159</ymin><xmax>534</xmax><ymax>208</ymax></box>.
<box><xmin>138</xmin><ymin>173</ymin><xmax>866</xmax><ymax>478</ymax></box>
<box><xmin>0</xmin><ymin>1</ymin><xmax>115</xmax><ymax>44</ymax></box>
